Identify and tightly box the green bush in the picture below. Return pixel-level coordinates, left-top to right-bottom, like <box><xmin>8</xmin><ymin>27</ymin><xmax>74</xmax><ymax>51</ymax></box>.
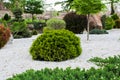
<box><xmin>12</xmin><ymin>8</ymin><xmax>23</xmax><ymax>21</ymax></box>
<box><xmin>30</xmin><ymin>29</ymin><xmax>82</xmax><ymax>61</ymax></box>
<box><xmin>7</xmin><ymin>55</ymin><xmax>120</xmax><ymax>80</ymax></box>
<box><xmin>115</xmin><ymin>19</ymin><xmax>120</xmax><ymax>28</ymax></box>
<box><xmin>105</xmin><ymin>17</ymin><xmax>115</xmax><ymax>30</ymax></box>
<box><xmin>46</xmin><ymin>18</ymin><xmax>66</xmax><ymax>30</ymax></box>
<box><xmin>0</xmin><ymin>25</ymin><xmax>11</xmax><ymax>49</ymax></box>
<box><xmin>43</xmin><ymin>27</ymin><xmax>52</xmax><ymax>32</ymax></box>
<box><xmin>3</xmin><ymin>13</ymin><xmax>11</xmax><ymax>21</ymax></box>
<box><xmin>33</xmin><ymin>22</ymin><xmax>46</xmax><ymax>30</ymax></box>
<box><xmin>63</xmin><ymin>12</ymin><xmax>87</xmax><ymax>34</ymax></box>
<box><xmin>111</xmin><ymin>14</ymin><xmax>119</xmax><ymax>21</ymax></box>
<box><xmin>90</xmin><ymin>29</ymin><xmax>108</xmax><ymax>34</ymax></box>
<box><xmin>10</xmin><ymin>21</ymin><xmax>32</xmax><ymax>38</ymax></box>
<box><xmin>32</xmin><ymin>30</ymin><xmax>38</xmax><ymax>35</ymax></box>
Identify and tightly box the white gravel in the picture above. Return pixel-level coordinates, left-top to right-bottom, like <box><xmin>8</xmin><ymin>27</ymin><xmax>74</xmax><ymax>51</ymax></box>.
<box><xmin>0</xmin><ymin>29</ymin><xmax>120</xmax><ymax>80</ymax></box>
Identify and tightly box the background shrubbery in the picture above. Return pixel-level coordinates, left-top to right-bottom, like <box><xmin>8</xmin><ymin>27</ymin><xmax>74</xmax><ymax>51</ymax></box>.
<box><xmin>30</xmin><ymin>29</ymin><xmax>82</xmax><ymax>61</ymax></box>
<box><xmin>63</xmin><ymin>12</ymin><xmax>87</xmax><ymax>34</ymax></box>
<box><xmin>43</xmin><ymin>18</ymin><xmax>66</xmax><ymax>32</ymax></box>
<box><xmin>0</xmin><ymin>25</ymin><xmax>11</xmax><ymax>49</ymax></box>
<box><xmin>10</xmin><ymin>21</ymin><xmax>32</xmax><ymax>38</ymax></box>
<box><xmin>104</xmin><ymin>16</ymin><xmax>115</xmax><ymax>30</ymax></box>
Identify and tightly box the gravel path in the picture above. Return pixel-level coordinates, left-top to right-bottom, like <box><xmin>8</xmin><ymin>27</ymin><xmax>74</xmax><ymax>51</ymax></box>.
<box><xmin>0</xmin><ymin>29</ymin><xmax>120</xmax><ymax>80</ymax></box>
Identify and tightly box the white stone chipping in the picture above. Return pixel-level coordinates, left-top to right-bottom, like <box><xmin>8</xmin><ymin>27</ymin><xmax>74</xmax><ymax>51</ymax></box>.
<box><xmin>0</xmin><ymin>29</ymin><xmax>120</xmax><ymax>80</ymax></box>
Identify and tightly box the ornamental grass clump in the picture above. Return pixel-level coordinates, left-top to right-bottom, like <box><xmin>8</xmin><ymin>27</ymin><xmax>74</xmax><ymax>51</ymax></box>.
<box><xmin>30</xmin><ymin>29</ymin><xmax>82</xmax><ymax>61</ymax></box>
<box><xmin>0</xmin><ymin>25</ymin><xmax>11</xmax><ymax>49</ymax></box>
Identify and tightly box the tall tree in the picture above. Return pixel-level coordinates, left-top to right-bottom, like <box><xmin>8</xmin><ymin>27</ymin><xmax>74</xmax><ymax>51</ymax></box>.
<box><xmin>24</xmin><ymin>0</ymin><xmax>44</xmax><ymax>21</ymax></box>
<box><xmin>72</xmin><ymin>0</ymin><xmax>106</xmax><ymax>40</ymax></box>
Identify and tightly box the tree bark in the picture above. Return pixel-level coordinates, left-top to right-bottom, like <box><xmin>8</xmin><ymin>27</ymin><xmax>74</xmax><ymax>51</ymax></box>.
<box><xmin>87</xmin><ymin>14</ymin><xmax>90</xmax><ymax>40</ymax></box>
<box><xmin>110</xmin><ymin>1</ymin><xmax>115</xmax><ymax>15</ymax></box>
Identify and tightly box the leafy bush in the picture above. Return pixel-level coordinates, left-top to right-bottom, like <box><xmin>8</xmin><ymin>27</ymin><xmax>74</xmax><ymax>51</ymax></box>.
<box><xmin>12</xmin><ymin>8</ymin><xmax>23</xmax><ymax>21</ymax></box>
<box><xmin>7</xmin><ymin>55</ymin><xmax>120</xmax><ymax>80</ymax></box>
<box><xmin>111</xmin><ymin>14</ymin><xmax>119</xmax><ymax>21</ymax></box>
<box><xmin>43</xmin><ymin>27</ymin><xmax>52</xmax><ymax>32</ymax></box>
<box><xmin>0</xmin><ymin>25</ymin><xmax>11</xmax><ymax>49</ymax></box>
<box><xmin>30</xmin><ymin>29</ymin><xmax>82</xmax><ymax>61</ymax></box>
<box><xmin>63</xmin><ymin>12</ymin><xmax>87</xmax><ymax>34</ymax></box>
<box><xmin>114</xmin><ymin>19</ymin><xmax>120</xmax><ymax>28</ymax></box>
<box><xmin>10</xmin><ymin>21</ymin><xmax>32</xmax><ymax>38</ymax></box>
<box><xmin>105</xmin><ymin>17</ymin><xmax>115</xmax><ymax>30</ymax></box>
<box><xmin>32</xmin><ymin>30</ymin><xmax>38</xmax><ymax>35</ymax></box>
<box><xmin>90</xmin><ymin>29</ymin><xmax>108</xmax><ymax>34</ymax></box>
<box><xmin>46</xmin><ymin>18</ymin><xmax>66</xmax><ymax>30</ymax></box>
<box><xmin>3</xmin><ymin>13</ymin><xmax>11</xmax><ymax>21</ymax></box>
<box><xmin>33</xmin><ymin>22</ymin><xmax>46</xmax><ymax>30</ymax></box>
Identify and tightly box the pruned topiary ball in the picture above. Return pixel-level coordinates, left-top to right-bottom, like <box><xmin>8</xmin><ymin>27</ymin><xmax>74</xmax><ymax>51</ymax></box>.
<box><xmin>30</xmin><ymin>29</ymin><xmax>82</xmax><ymax>61</ymax></box>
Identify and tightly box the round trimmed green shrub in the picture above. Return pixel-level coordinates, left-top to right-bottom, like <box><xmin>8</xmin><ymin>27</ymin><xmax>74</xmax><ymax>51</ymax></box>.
<box><xmin>0</xmin><ymin>25</ymin><xmax>11</xmax><ymax>49</ymax></box>
<box><xmin>30</xmin><ymin>29</ymin><xmax>82</xmax><ymax>61</ymax></box>
<box><xmin>43</xmin><ymin>27</ymin><xmax>53</xmax><ymax>32</ymax></box>
<box><xmin>46</xmin><ymin>18</ymin><xmax>66</xmax><ymax>30</ymax></box>
<box><xmin>105</xmin><ymin>17</ymin><xmax>115</xmax><ymax>30</ymax></box>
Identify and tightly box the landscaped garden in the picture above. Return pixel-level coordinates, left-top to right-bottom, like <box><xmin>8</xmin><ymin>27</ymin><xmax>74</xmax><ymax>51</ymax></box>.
<box><xmin>0</xmin><ymin>0</ymin><xmax>120</xmax><ymax>80</ymax></box>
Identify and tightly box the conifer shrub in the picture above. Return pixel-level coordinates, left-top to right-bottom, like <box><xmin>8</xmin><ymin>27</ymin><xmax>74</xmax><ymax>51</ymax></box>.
<box><xmin>105</xmin><ymin>17</ymin><xmax>115</xmax><ymax>30</ymax></box>
<box><xmin>10</xmin><ymin>21</ymin><xmax>32</xmax><ymax>38</ymax></box>
<box><xmin>0</xmin><ymin>25</ymin><xmax>11</xmax><ymax>49</ymax></box>
<box><xmin>115</xmin><ymin>19</ymin><xmax>120</xmax><ymax>28</ymax></box>
<box><xmin>32</xmin><ymin>30</ymin><xmax>38</xmax><ymax>35</ymax></box>
<box><xmin>111</xmin><ymin>14</ymin><xmax>120</xmax><ymax>28</ymax></box>
<box><xmin>3</xmin><ymin>13</ymin><xmax>11</xmax><ymax>21</ymax></box>
<box><xmin>43</xmin><ymin>27</ymin><xmax>52</xmax><ymax>32</ymax></box>
<box><xmin>111</xmin><ymin>14</ymin><xmax>119</xmax><ymax>21</ymax></box>
<box><xmin>46</xmin><ymin>18</ymin><xmax>66</xmax><ymax>30</ymax></box>
<box><xmin>90</xmin><ymin>29</ymin><xmax>108</xmax><ymax>34</ymax></box>
<box><xmin>30</xmin><ymin>29</ymin><xmax>82</xmax><ymax>61</ymax></box>
<box><xmin>12</xmin><ymin>8</ymin><xmax>23</xmax><ymax>21</ymax></box>
<box><xmin>7</xmin><ymin>55</ymin><xmax>120</xmax><ymax>80</ymax></box>
<box><xmin>63</xmin><ymin>12</ymin><xmax>87</xmax><ymax>33</ymax></box>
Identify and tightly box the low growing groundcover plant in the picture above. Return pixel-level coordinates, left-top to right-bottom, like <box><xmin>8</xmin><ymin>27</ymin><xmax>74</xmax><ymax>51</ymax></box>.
<box><xmin>7</xmin><ymin>55</ymin><xmax>120</xmax><ymax>80</ymax></box>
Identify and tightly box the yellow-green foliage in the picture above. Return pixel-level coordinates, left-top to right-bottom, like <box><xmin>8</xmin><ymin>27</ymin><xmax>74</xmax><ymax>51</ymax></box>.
<box><xmin>30</xmin><ymin>29</ymin><xmax>82</xmax><ymax>61</ymax></box>
<box><xmin>105</xmin><ymin>17</ymin><xmax>115</xmax><ymax>30</ymax></box>
<box><xmin>46</xmin><ymin>18</ymin><xmax>66</xmax><ymax>30</ymax></box>
<box><xmin>43</xmin><ymin>27</ymin><xmax>53</xmax><ymax>32</ymax></box>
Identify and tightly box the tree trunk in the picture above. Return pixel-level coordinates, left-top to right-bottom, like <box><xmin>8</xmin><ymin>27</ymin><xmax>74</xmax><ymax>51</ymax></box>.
<box><xmin>110</xmin><ymin>1</ymin><xmax>115</xmax><ymax>15</ymax></box>
<box><xmin>87</xmin><ymin>14</ymin><xmax>90</xmax><ymax>40</ymax></box>
<box><xmin>32</xmin><ymin>14</ymin><xmax>34</xmax><ymax>22</ymax></box>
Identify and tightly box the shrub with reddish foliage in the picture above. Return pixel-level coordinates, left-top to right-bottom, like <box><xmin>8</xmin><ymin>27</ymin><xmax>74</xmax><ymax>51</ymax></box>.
<box><xmin>63</xmin><ymin>12</ymin><xmax>87</xmax><ymax>34</ymax></box>
<box><xmin>0</xmin><ymin>25</ymin><xmax>11</xmax><ymax>49</ymax></box>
